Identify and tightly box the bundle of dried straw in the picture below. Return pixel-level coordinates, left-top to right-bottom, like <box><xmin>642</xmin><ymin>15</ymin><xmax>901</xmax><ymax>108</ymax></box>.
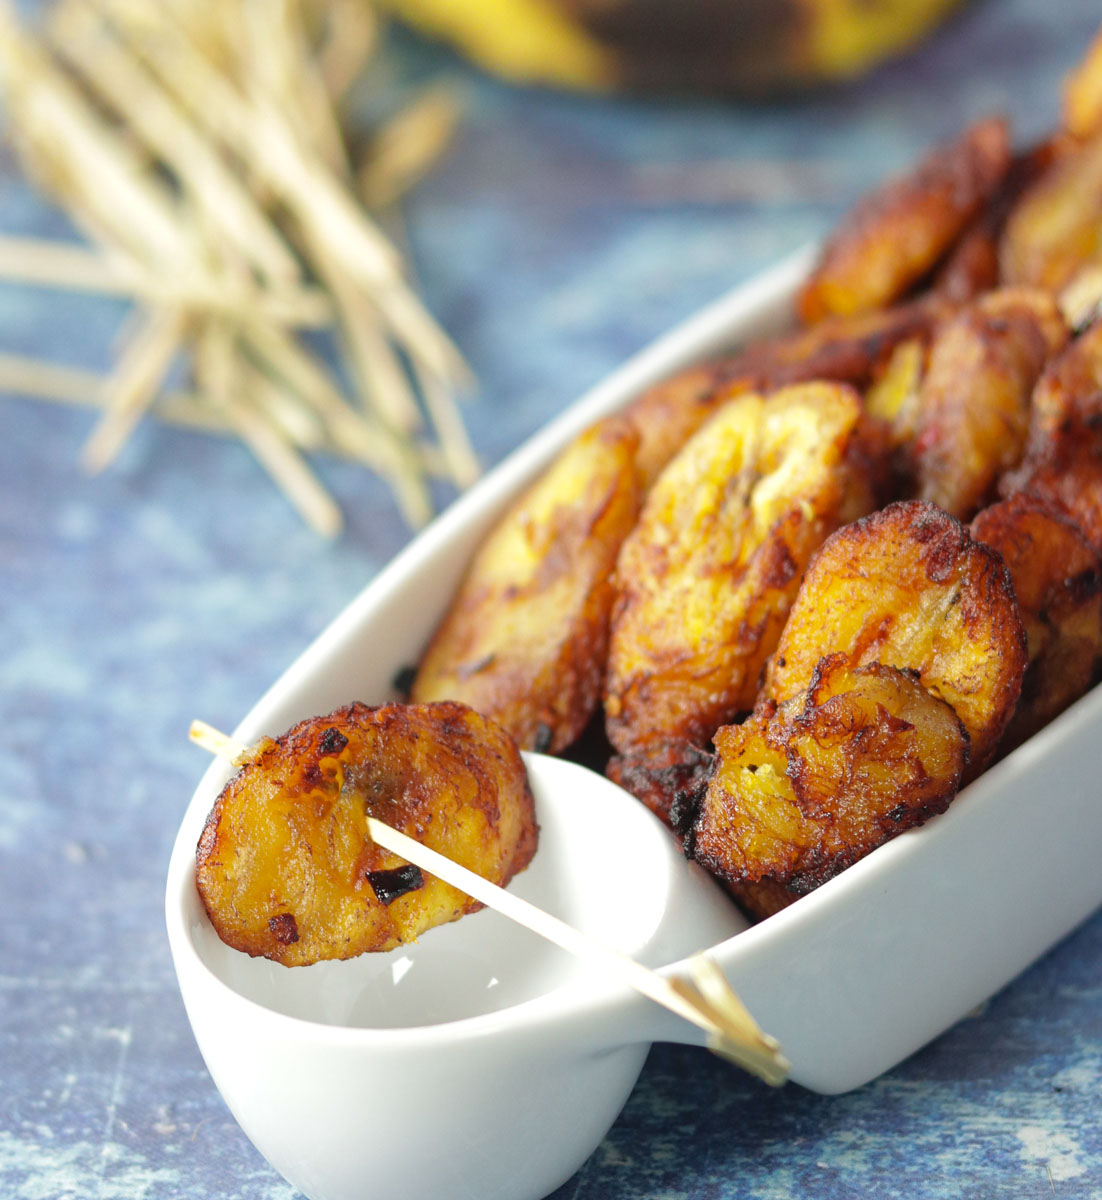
<box><xmin>0</xmin><ymin>0</ymin><xmax>475</xmax><ymax>535</ymax></box>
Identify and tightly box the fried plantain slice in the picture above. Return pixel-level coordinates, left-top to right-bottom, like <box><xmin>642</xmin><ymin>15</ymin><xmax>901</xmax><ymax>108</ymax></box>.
<box><xmin>604</xmin><ymin>382</ymin><xmax>877</xmax><ymax>757</ymax></box>
<box><xmin>1000</xmin><ymin>129</ymin><xmax>1102</xmax><ymax>296</ymax></box>
<box><xmin>911</xmin><ymin>287</ymin><xmax>1067</xmax><ymax>519</ymax></box>
<box><xmin>1002</xmin><ymin>435</ymin><xmax>1102</xmax><ymax>557</ymax></box>
<box><xmin>412</xmin><ymin>416</ymin><xmax>640</xmax><ymax>754</ymax></box>
<box><xmin>1026</xmin><ymin>317</ymin><xmax>1102</xmax><ymax>443</ymax></box>
<box><xmin>972</xmin><ymin>494</ymin><xmax>1102</xmax><ymax>750</ymax></box>
<box><xmin>766</xmin><ymin>500</ymin><xmax>1027</xmax><ymax>773</ymax></box>
<box><xmin>624</xmin><ymin>362</ymin><xmax>751</xmax><ymax>492</ymax></box>
<box><xmin>691</xmin><ymin>656</ymin><xmax>969</xmax><ymax>919</ymax></box>
<box><xmin>1064</xmin><ymin>25</ymin><xmax>1102</xmax><ymax>141</ymax></box>
<box><xmin>797</xmin><ymin>116</ymin><xmax>1011</xmax><ymax>324</ymax></box>
<box><xmin>195</xmin><ymin>701</ymin><xmax>538</xmax><ymax>966</ymax></box>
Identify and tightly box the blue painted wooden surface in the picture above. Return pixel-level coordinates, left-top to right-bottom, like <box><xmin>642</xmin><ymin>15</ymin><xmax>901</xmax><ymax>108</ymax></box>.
<box><xmin>3</xmin><ymin>2</ymin><xmax>1102</xmax><ymax>1196</ymax></box>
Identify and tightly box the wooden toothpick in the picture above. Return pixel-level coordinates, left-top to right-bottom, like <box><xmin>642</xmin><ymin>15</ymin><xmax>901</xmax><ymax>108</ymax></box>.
<box><xmin>188</xmin><ymin>718</ymin><xmax>789</xmax><ymax>1085</ymax></box>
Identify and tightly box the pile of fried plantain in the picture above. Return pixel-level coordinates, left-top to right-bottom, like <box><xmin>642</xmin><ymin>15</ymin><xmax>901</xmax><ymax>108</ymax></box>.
<box><xmin>205</xmin><ymin>24</ymin><xmax>1102</xmax><ymax>952</ymax></box>
<box><xmin>411</xmin><ymin>24</ymin><xmax>1102</xmax><ymax>919</ymax></box>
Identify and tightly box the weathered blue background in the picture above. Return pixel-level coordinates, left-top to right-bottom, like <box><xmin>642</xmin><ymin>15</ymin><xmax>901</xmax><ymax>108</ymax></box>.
<box><xmin>3</xmin><ymin>1</ymin><xmax>1102</xmax><ymax>1196</ymax></box>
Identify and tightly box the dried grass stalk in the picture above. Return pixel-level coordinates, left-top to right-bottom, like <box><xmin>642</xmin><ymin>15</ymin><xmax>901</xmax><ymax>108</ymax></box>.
<box><xmin>0</xmin><ymin>0</ymin><xmax>475</xmax><ymax>535</ymax></box>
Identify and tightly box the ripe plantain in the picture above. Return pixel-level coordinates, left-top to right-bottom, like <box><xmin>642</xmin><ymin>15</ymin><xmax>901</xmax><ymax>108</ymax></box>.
<box><xmin>765</xmin><ymin>500</ymin><xmax>1026</xmax><ymax>773</ymax></box>
<box><xmin>195</xmin><ymin>701</ymin><xmax>538</xmax><ymax>967</ymax></box>
<box><xmin>412</xmin><ymin>416</ymin><xmax>640</xmax><ymax>754</ymax></box>
<box><xmin>372</xmin><ymin>0</ymin><xmax>969</xmax><ymax>96</ymax></box>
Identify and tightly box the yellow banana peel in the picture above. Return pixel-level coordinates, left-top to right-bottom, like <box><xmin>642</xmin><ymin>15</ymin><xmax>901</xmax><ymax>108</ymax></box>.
<box><xmin>374</xmin><ymin>0</ymin><xmax>616</xmax><ymax>91</ymax></box>
<box><xmin>805</xmin><ymin>0</ymin><xmax>964</xmax><ymax>81</ymax></box>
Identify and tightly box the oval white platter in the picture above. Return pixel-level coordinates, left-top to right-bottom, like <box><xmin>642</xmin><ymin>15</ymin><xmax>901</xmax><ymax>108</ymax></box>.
<box><xmin>167</xmin><ymin>243</ymin><xmax>1102</xmax><ymax>1199</ymax></box>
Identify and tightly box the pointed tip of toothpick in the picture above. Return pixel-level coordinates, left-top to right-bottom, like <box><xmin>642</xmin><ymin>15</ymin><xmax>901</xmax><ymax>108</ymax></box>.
<box><xmin>189</xmin><ymin>718</ymin><xmax>250</xmax><ymax>764</ymax></box>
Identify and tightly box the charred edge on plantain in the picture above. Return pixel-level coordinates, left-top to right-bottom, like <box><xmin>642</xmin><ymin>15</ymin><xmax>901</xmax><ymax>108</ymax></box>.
<box><xmin>367</xmin><ymin>864</ymin><xmax>425</xmax><ymax>905</ymax></box>
<box><xmin>669</xmin><ymin>785</ymin><xmax>700</xmax><ymax>837</ymax></box>
<box><xmin>681</xmin><ymin>820</ymin><xmax>698</xmax><ymax>861</ymax></box>
<box><xmin>318</xmin><ymin>727</ymin><xmax>349</xmax><ymax>756</ymax></box>
<box><xmin>269</xmin><ymin>912</ymin><xmax>299</xmax><ymax>944</ymax></box>
<box><xmin>1063</xmin><ymin>565</ymin><xmax>1102</xmax><ymax>607</ymax></box>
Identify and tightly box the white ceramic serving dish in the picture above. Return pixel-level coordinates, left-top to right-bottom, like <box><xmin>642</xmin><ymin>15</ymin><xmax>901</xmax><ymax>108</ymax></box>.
<box><xmin>167</xmin><ymin>243</ymin><xmax>1102</xmax><ymax>1200</ymax></box>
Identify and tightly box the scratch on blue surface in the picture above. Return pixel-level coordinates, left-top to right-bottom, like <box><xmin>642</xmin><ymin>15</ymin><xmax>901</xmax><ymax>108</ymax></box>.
<box><xmin>96</xmin><ymin>1023</ymin><xmax>133</xmax><ymax>1187</ymax></box>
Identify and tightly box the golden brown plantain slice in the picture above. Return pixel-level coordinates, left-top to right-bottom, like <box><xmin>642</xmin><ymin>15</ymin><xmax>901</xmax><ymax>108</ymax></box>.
<box><xmin>195</xmin><ymin>701</ymin><xmax>538</xmax><ymax>966</ymax></box>
<box><xmin>1026</xmin><ymin>317</ymin><xmax>1102</xmax><ymax>443</ymax></box>
<box><xmin>972</xmin><ymin>494</ymin><xmax>1102</xmax><ymax>750</ymax></box>
<box><xmin>1002</xmin><ymin>435</ymin><xmax>1102</xmax><ymax>557</ymax></box>
<box><xmin>691</xmin><ymin>656</ymin><xmax>969</xmax><ymax>919</ymax></box>
<box><xmin>766</xmin><ymin>500</ymin><xmax>1027</xmax><ymax>773</ymax></box>
<box><xmin>1000</xmin><ymin>129</ymin><xmax>1102</xmax><ymax>297</ymax></box>
<box><xmin>1064</xmin><ymin>25</ymin><xmax>1102</xmax><ymax>141</ymax></box>
<box><xmin>911</xmin><ymin>288</ymin><xmax>1067</xmax><ymax>519</ymax></box>
<box><xmin>624</xmin><ymin>362</ymin><xmax>751</xmax><ymax>492</ymax></box>
<box><xmin>796</xmin><ymin>116</ymin><xmax>1011</xmax><ymax>324</ymax></box>
<box><xmin>412</xmin><ymin>416</ymin><xmax>640</xmax><ymax>754</ymax></box>
<box><xmin>604</xmin><ymin>382</ymin><xmax>877</xmax><ymax>757</ymax></box>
